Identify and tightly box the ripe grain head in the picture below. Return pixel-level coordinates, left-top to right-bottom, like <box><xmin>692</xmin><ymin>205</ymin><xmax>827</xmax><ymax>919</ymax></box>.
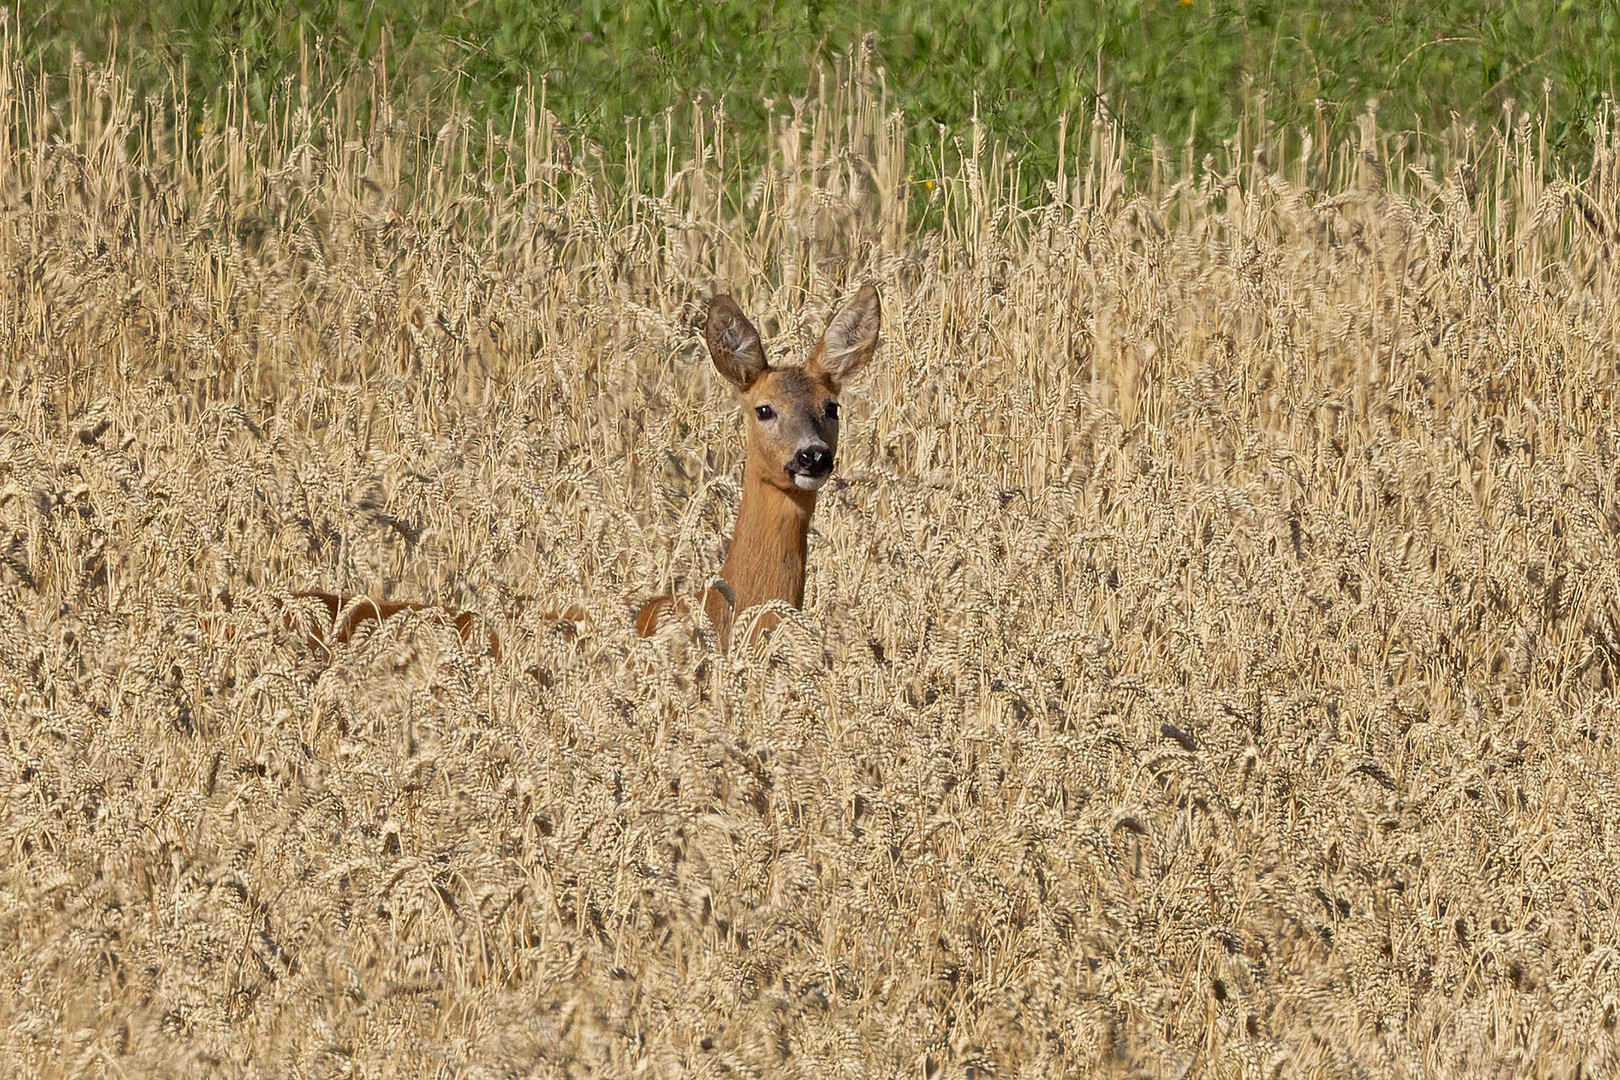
<box><xmin>2</xmin><ymin>37</ymin><xmax>1620</xmax><ymax>1080</ymax></box>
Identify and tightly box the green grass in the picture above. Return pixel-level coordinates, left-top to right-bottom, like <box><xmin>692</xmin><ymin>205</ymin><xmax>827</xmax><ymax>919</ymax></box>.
<box><xmin>7</xmin><ymin>17</ymin><xmax>1620</xmax><ymax>1077</ymax></box>
<box><xmin>16</xmin><ymin>1</ymin><xmax>1620</xmax><ymax>193</ymax></box>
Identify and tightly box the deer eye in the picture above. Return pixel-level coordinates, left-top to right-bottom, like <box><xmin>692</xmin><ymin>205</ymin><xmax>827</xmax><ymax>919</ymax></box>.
<box><xmin>825</xmin><ymin>401</ymin><xmax>840</xmax><ymax>419</ymax></box>
<box><xmin>754</xmin><ymin>404</ymin><xmax>775</xmax><ymax>421</ymax></box>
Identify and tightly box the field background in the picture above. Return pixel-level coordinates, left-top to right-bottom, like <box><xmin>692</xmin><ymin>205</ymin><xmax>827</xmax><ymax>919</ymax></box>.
<box><xmin>4</xmin><ymin>7</ymin><xmax>1620</xmax><ymax>1079</ymax></box>
<box><xmin>16</xmin><ymin>0</ymin><xmax>1620</xmax><ymax>192</ymax></box>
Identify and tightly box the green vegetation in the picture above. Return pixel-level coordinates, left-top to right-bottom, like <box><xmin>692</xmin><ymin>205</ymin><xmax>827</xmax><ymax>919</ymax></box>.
<box><xmin>5</xmin><ymin>34</ymin><xmax>1620</xmax><ymax>1075</ymax></box>
<box><xmin>17</xmin><ymin>1</ymin><xmax>1620</xmax><ymax>188</ymax></box>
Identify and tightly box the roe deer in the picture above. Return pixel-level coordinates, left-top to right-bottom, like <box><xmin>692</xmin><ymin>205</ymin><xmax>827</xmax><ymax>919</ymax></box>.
<box><xmin>202</xmin><ymin>587</ymin><xmax>504</xmax><ymax>658</ymax></box>
<box><xmin>283</xmin><ymin>591</ymin><xmax>504</xmax><ymax>657</ymax></box>
<box><xmin>250</xmin><ymin>285</ymin><xmax>880</xmax><ymax>656</ymax></box>
<box><xmin>635</xmin><ymin>283</ymin><xmax>882</xmax><ymax>648</ymax></box>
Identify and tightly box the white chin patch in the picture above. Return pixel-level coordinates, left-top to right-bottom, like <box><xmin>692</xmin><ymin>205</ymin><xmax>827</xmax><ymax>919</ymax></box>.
<box><xmin>793</xmin><ymin>472</ymin><xmax>830</xmax><ymax>491</ymax></box>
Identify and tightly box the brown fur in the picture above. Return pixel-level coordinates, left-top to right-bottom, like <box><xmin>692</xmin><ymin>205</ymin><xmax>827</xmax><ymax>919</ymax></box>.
<box><xmin>231</xmin><ymin>287</ymin><xmax>879</xmax><ymax>658</ymax></box>
<box><xmin>637</xmin><ymin>284</ymin><xmax>881</xmax><ymax>648</ymax></box>
<box><xmin>272</xmin><ymin>591</ymin><xmax>504</xmax><ymax>658</ymax></box>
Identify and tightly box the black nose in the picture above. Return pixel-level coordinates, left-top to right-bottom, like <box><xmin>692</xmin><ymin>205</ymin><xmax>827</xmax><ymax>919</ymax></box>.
<box><xmin>793</xmin><ymin>447</ymin><xmax>832</xmax><ymax>476</ymax></box>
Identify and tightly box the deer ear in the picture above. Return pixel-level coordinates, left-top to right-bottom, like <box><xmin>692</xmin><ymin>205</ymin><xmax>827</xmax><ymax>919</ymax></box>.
<box><xmin>706</xmin><ymin>296</ymin><xmax>768</xmax><ymax>389</ymax></box>
<box><xmin>808</xmin><ymin>283</ymin><xmax>881</xmax><ymax>388</ymax></box>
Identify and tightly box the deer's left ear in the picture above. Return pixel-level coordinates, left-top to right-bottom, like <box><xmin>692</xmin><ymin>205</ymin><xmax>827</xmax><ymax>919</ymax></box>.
<box><xmin>807</xmin><ymin>283</ymin><xmax>881</xmax><ymax>388</ymax></box>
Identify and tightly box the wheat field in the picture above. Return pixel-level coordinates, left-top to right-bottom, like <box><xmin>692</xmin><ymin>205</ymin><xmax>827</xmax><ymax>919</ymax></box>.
<box><xmin>3</xmin><ymin>37</ymin><xmax>1620</xmax><ymax>1079</ymax></box>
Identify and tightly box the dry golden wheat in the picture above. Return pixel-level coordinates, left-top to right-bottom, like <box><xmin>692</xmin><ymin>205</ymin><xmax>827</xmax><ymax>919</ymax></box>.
<box><xmin>2</xmin><ymin>31</ymin><xmax>1620</xmax><ymax>1080</ymax></box>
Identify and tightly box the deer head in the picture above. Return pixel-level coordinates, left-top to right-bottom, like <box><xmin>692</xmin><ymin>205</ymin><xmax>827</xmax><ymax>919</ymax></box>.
<box><xmin>705</xmin><ymin>283</ymin><xmax>882</xmax><ymax>496</ymax></box>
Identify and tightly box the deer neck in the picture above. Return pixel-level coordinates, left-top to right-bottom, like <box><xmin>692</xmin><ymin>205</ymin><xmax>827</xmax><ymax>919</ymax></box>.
<box><xmin>718</xmin><ymin>460</ymin><xmax>817</xmax><ymax>612</ymax></box>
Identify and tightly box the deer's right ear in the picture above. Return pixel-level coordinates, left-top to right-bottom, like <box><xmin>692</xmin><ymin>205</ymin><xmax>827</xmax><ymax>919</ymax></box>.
<box><xmin>706</xmin><ymin>296</ymin><xmax>768</xmax><ymax>389</ymax></box>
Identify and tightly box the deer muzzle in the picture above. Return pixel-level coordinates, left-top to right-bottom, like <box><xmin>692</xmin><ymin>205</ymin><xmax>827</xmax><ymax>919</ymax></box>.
<box><xmin>788</xmin><ymin>446</ymin><xmax>833</xmax><ymax>490</ymax></box>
